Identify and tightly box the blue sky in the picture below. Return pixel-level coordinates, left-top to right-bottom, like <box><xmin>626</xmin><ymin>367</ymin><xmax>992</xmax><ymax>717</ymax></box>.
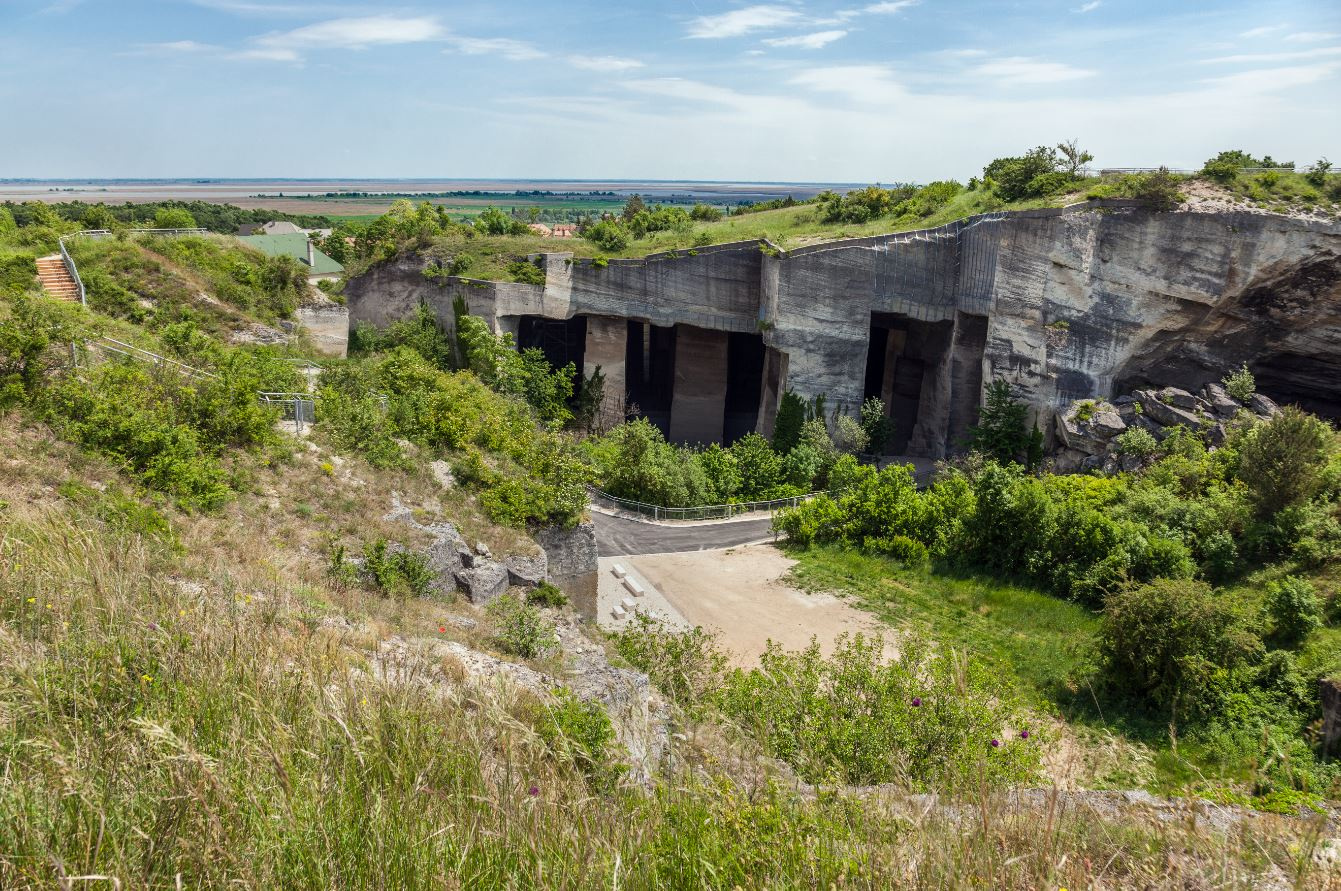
<box><xmin>1</xmin><ymin>0</ymin><xmax>1337</xmax><ymax>182</ymax></box>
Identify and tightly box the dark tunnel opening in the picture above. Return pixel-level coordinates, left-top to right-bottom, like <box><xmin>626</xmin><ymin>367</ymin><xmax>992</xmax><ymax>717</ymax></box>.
<box><xmin>625</xmin><ymin>321</ymin><xmax>677</xmax><ymax>438</ymax></box>
<box><xmin>724</xmin><ymin>331</ymin><xmax>766</xmax><ymax>444</ymax></box>
<box><xmin>863</xmin><ymin>313</ymin><xmax>954</xmax><ymax>455</ymax></box>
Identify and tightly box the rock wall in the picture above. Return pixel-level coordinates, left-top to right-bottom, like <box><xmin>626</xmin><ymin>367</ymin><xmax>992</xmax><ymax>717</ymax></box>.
<box><xmin>536</xmin><ymin>522</ymin><xmax>600</xmax><ymax>620</ymax></box>
<box><xmin>294</xmin><ymin>299</ymin><xmax>349</xmax><ymax>358</ymax></box>
<box><xmin>343</xmin><ymin>204</ymin><xmax>1341</xmax><ymax>456</ymax></box>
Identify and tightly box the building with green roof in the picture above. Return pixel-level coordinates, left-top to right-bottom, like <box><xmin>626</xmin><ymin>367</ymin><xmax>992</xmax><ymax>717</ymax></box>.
<box><xmin>236</xmin><ymin>233</ymin><xmax>343</xmax><ymax>281</ymax></box>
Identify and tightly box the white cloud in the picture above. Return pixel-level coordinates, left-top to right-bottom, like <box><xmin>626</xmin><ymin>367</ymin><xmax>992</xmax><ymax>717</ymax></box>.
<box><xmin>445</xmin><ymin>36</ymin><xmax>546</xmax><ymax>60</ymax></box>
<box><xmin>789</xmin><ymin>64</ymin><xmax>907</xmax><ymax>104</ymax></box>
<box><xmin>1201</xmin><ymin>46</ymin><xmax>1341</xmax><ymax>64</ymax></box>
<box><xmin>1240</xmin><ymin>25</ymin><xmax>1286</xmax><ymax>38</ymax></box>
<box><xmin>862</xmin><ymin>1</ymin><xmax>918</xmax><ymax>13</ymax></box>
<box><xmin>148</xmin><ymin>40</ymin><xmax>215</xmax><ymax>52</ymax></box>
<box><xmin>969</xmin><ymin>56</ymin><xmax>1096</xmax><ymax>85</ymax></box>
<box><xmin>1201</xmin><ymin>61</ymin><xmax>1341</xmax><ymax>94</ymax></box>
<box><xmin>686</xmin><ymin>5</ymin><xmax>804</xmax><ymax>39</ymax></box>
<box><xmin>1075</xmin><ymin>1</ymin><xmax>1101</xmax><ymax>12</ymax></box>
<box><xmin>568</xmin><ymin>55</ymin><xmax>643</xmax><ymax>71</ymax></box>
<box><xmin>1284</xmin><ymin>31</ymin><xmax>1339</xmax><ymax>43</ymax></box>
<box><xmin>763</xmin><ymin>30</ymin><xmax>847</xmax><ymax>49</ymax></box>
<box><xmin>245</xmin><ymin>15</ymin><xmax>444</xmax><ymax>61</ymax></box>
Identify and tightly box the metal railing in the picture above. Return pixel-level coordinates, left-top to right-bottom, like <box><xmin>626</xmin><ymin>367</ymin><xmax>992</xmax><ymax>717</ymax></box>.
<box><xmin>587</xmin><ymin>486</ymin><xmax>823</xmax><ymax>522</ymax></box>
<box><xmin>85</xmin><ymin>337</ymin><xmax>219</xmax><ymax>380</ymax></box>
<box><xmin>259</xmin><ymin>392</ymin><xmax>316</xmax><ymax>433</ymax></box>
<box><xmin>56</xmin><ymin>235</ymin><xmax>86</xmax><ymax>307</ymax></box>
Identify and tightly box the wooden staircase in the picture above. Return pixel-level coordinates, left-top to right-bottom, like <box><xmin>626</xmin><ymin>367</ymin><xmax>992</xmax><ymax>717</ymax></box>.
<box><xmin>36</xmin><ymin>254</ymin><xmax>80</xmax><ymax>302</ymax></box>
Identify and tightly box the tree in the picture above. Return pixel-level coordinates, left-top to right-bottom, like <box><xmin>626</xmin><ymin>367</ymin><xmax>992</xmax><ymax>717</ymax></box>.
<box><xmin>967</xmin><ymin>380</ymin><xmax>1032</xmax><ymax>465</ymax></box>
<box><xmin>772</xmin><ymin>390</ymin><xmax>806</xmax><ymax>454</ymax></box>
<box><xmin>689</xmin><ymin>203</ymin><xmax>722</xmax><ymax>222</ymax></box>
<box><xmin>153</xmin><ymin>207</ymin><xmax>197</xmax><ymax>230</ymax></box>
<box><xmin>860</xmin><ymin>396</ymin><xmax>894</xmax><ymax>454</ymax></box>
<box><xmin>621</xmin><ymin>194</ymin><xmax>647</xmax><ymax>222</ymax></box>
<box><xmin>730</xmin><ymin>432</ymin><xmax>786</xmax><ymax>499</ymax></box>
<box><xmin>571</xmin><ymin>365</ymin><xmax>607</xmax><ymax>433</ymax></box>
<box><xmin>983</xmin><ymin>146</ymin><xmax>1061</xmax><ymax>202</ymax></box>
<box><xmin>1235</xmin><ymin>407</ymin><xmax>1334</xmax><ymax>518</ymax></box>
<box><xmin>1098</xmin><ymin>578</ymin><xmax>1261</xmax><ymax>719</ymax></box>
<box><xmin>1057</xmin><ymin>139</ymin><xmax>1094</xmax><ymax>177</ymax></box>
<box><xmin>1264</xmin><ymin>576</ymin><xmax>1323</xmax><ymax>646</ymax></box>
<box><xmin>1306</xmin><ymin>157</ymin><xmax>1332</xmax><ymax>188</ymax></box>
<box><xmin>474</xmin><ymin>206</ymin><xmax>513</xmax><ymax>236</ymax></box>
<box><xmin>583</xmin><ymin>220</ymin><xmax>630</xmax><ymax>252</ymax></box>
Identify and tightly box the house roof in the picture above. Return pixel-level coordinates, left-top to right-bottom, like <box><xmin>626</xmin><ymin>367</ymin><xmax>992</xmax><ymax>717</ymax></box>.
<box><xmin>236</xmin><ymin>233</ymin><xmax>343</xmax><ymax>275</ymax></box>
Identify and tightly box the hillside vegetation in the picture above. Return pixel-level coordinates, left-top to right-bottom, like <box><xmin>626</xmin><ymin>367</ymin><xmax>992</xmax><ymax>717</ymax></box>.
<box><xmin>3</xmin><ymin>177</ymin><xmax>1341</xmax><ymax>888</ymax></box>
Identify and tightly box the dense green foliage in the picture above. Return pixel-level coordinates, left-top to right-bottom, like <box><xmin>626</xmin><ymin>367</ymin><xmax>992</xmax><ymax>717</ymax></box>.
<box><xmin>967</xmin><ymin>380</ymin><xmax>1041</xmax><ymax>467</ymax></box>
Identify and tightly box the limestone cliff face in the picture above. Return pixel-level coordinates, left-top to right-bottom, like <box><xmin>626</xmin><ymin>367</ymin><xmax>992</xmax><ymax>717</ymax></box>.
<box><xmin>344</xmin><ymin>204</ymin><xmax>1341</xmax><ymax>457</ymax></box>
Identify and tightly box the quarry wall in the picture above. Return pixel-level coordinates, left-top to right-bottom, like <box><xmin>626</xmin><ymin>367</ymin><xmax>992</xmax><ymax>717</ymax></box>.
<box><xmin>344</xmin><ymin>202</ymin><xmax>1341</xmax><ymax>457</ymax></box>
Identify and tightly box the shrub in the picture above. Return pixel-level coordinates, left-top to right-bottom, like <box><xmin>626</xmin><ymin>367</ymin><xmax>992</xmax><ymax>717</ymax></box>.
<box><xmin>583</xmin><ymin>220</ymin><xmax>631</xmax><ymax>252</ymax></box>
<box><xmin>1222</xmin><ymin>364</ymin><xmax>1255</xmax><ymax>403</ymax></box>
<box><xmin>1264</xmin><ymin>576</ymin><xmax>1322</xmax><ymax>645</ymax></box>
<box><xmin>507</xmin><ymin>259</ymin><xmax>546</xmax><ymax>285</ymax></box>
<box><xmin>1305</xmin><ymin>158</ymin><xmax>1331</xmax><ymax>188</ymax></box>
<box><xmin>771</xmin><ymin>390</ymin><xmax>806</xmax><ymax>454</ymax></box>
<box><xmin>1128</xmin><ymin>167</ymin><xmax>1183</xmax><ymax>211</ymax></box>
<box><xmin>360</xmin><ymin>538</ymin><xmax>434</xmax><ymax>598</ymax></box>
<box><xmin>534</xmin><ymin>689</ymin><xmax>615</xmax><ymax>781</ymax></box>
<box><xmin>859</xmin><ymin>396</ymin><xmax>893</xmax><ymax>454</ymax></box>
<box><xmin>1235</xmin><ymin>407</ymin><xmax>1334</xmax><ymax>518</ymax></box>
<box><xmin>1114</xmin><ymin>426</ymin><xmax>1158</xmax><ymax>459</ymax></box>
<box><xmin>718</xmin><ymin>634</ymin><xmax>1040</xmax><ymax>789</ymax></box>
<box><xmin>0</xmin><ymin>253</ymin><xmax>37</xmax><ymax>297</ymax></box>
<box><xmin>689</xmin><ymin>203</ymin><xmax>722</xmax><ymax>222</ymax></box>
<box><xmin>528</xmin><ymin>581</ymin><xmax>569</xmax><ymax>608</ymax></box>
<box><xmin>487</xmin><ymin>593</ymin><xmax>557</xmax><ymax>659</ymax></box>
<box><xmin>153</xmin><ymin>207</ymin><xmax>197</xmax><ymax>230</ymax></box>
<box><xmin>1098</xmin><ymin>578</ymin><xmax>1261</xmax><ymax>719</ymax></box>
<box><xmin>611</xmin><ymin>614</ymin><xmax>728</xmax><ymax>714</ymax></box>
<box><xmin>730</xmin><ymin>431</ymin><xmax>790</xmax><ymax>500</ymax></box>
<box><xmin>983</xmin><ymin>146</ymin><xmax>1062</xmax><ymax>202</ymax></box>
<box><xmin>0</xmin><ymin>293</ymin><xmax>87</xmax><ymax>406</ymax></box>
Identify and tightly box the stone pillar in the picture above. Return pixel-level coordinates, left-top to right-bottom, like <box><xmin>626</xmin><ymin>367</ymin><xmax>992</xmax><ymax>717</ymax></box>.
<box><xmin>669</xmin><ymin>324</ymin><xmax>728</xmax><ymax>445</ymax></box>
<box><xmin>536</xmin><ymin>523</ymin><xmax>599</xmax><ymax>621</ymax></box>
<box><xmin>880</xmin><ymin>328</ymin><xmax>906</xmax><ymax>409</ymax></box>
<box><xmin>583</xmin><ymin>315</ymin><xmax>627</xmax><ymax>429</ymax></box>
<box><xmin>756</xmin><ymin>347</ymin><xmax>788</xmax><ymax>438</ymax></box>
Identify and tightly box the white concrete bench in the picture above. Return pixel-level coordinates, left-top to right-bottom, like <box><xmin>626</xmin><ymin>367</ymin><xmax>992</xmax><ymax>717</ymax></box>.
<box><xmin>622</xmin><ymin>577</ymin><xmax>645</xmax><ymax>597</ymax></box>
<box><xmin>611</xmin><ymin>604</ymin><xmax>627</xmax><ymax>619</ymax></box>
<box><xmin>611</xmin><ymin>563</ymin><xmax>628</xmax><ymax>579</ymax></box>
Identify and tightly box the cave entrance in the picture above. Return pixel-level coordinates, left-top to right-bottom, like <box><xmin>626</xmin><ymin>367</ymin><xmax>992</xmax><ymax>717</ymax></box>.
<box><xmin>1250</xmin><ymin>352</ymin><xmax>1341</xmax><ymax>421</ymax></box>
<box><xmin>863</xmin><ymin>312</ymin><xmax>955</xmax><ymax>455</ymax></box>
<box><xmin>517</xmin><ymin>315</ymin><xmax>586</xmax><ymax>373</ymax></box>
<box><xmin>625</xmin><ymin>321</ymin><xmax>676</xmax><ymax>437</ymax></box>
<box><xmin>724</xmin><ymin>331</ymin><xmax>766</xmax><ymax>444</ymax></box>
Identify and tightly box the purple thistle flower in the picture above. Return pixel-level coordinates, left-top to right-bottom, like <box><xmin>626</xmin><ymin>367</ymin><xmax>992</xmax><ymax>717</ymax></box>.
<box><xmin>148</xmin><ymin>622</ymin><xmax>158</xmax><ymax>631</ymax></box>
<box><xmin>528</xmin><ymin>785</ymin><xmax>539</xmax><ymax>797</ymax></box>
<box><xmin>1020</xmin><ymin>730</ymin><xmax>1030</xmax><ymax>740</ymax></box>
<box><xmin>990</xmin><ymin>738</ymin><xmax>1000</xmax><ymax>748</ymax></box>
<box><xmin>911</xmin><ymin>697</ymin><xmax>922</xmax><ymax>707</ymax></box>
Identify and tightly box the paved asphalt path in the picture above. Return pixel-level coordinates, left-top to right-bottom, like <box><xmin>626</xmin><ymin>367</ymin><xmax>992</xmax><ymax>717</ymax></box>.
<box><xmin>591</xmin><ymin>510</ymin><xmax>776</xmax><ymax>557</ymax></box>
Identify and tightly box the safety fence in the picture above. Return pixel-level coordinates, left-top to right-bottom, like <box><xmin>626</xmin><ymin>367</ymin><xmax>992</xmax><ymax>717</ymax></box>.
<box><xmin>587</xmin><ymin>486</ymin><xmax>823</xmax><ymax>522</ymax></box>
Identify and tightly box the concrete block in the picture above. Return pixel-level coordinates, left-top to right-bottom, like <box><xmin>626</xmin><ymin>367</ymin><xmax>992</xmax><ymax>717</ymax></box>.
<box><xmin>622</xmin><ymin>576</ymin><xmax>644</xmax><ymax>597</ymax></box>
<box><xmin>611</xmin><ymin>605</ymin><xmax>626</xmax><ymax>620</ymax></box>
<box><xmin>621</xmin><ymin>597</ymin><xmax>636</xmax><ymax>611</ymax></box>
<box><xmin>611</xmin><ymin>563</ymin><xmax>628</xmax><ymax>579</ymax></box>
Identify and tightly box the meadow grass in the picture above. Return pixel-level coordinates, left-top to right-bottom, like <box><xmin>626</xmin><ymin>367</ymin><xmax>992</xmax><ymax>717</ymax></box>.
<box><xmin>786</xmin><ymin>546</ymin><xmax>1099</xmax><ymax>706</ymax></box>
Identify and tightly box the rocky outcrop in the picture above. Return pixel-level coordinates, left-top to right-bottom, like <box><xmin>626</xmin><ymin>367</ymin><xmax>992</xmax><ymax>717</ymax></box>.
<box><xmin>1050</xmin><ymin>382</ymin><xmax>1277</xmax><ymax>473</ymax></box>
<box><xmin>294</xmin><ymin>296</ymin><xmax>349</xmax><ymax>358</ymax></box>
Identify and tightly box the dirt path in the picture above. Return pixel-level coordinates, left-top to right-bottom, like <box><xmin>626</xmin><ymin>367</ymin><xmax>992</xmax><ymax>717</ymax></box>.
<box><xmin>626</xmin><ymin>543</ymin><xmax>895</xmax><ymax>667</ymax></box>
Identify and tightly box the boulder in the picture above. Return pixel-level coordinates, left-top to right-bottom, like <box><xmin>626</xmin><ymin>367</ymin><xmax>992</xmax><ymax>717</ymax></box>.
<box><xmin>1158</xmin><ymin>387</ymin><xmax>1201</xmax><ymax>410</ymax></box>
<box><xmin>503</xmin><ymin>553</ymin><xmax>548</xmax><ymax>588</ymax></box>
<box><xmin>1250</xmin><ymin>392</ymin><xmax>1282</xmax><ymax>418</ymax></box>
<box><xmin>1052</xmin><ymin>447</ymin><xmax>1089</xmax><ymax>474</ymax></box>
<box><xmin>1200</xmin><ymin>382</ymin><xmax>1241</xmax><ymax>419</ymax></box>
<box><xmin>1133</xmin><ymin>414</ymin><xmax>1170</xmax><ymax>441</ymax></box>
<box><xmin>1090</xmin><ymin>409</ymin><xmax>1126</xmax><ymax>438</ymax></box>
<box><xmin>456</xmin><ymin>561</ymin><xmax>510</xmax><ymax>605</ymax></box>
<box><xmin>1141</xmin><ymin>393</ymin><xmax>1204</xmax><ymax>429</ymax></box>
<box><xmin>1056</xmin><ymin>402</ymin><xmax>1126</xmax><ymax>456</ymax></box>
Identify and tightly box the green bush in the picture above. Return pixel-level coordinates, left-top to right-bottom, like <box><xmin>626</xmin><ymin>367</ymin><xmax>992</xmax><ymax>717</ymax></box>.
<box><xmin>1114</xmin><ymin>426</ymin><xmax>1158</xmax><ymax>459</ymax></box>
<box><xmin>771</xmin><ymin>390</ymin><xmax>806</xmax><ymax>454</ymax></box>
<box><xmin>718</xmin><ymin>634</ymin><xmax>1041</xmax><ymax>789</ymax></box>
<box><xmin>1264</xmin><ymin>576</ymin><xmax>1323</xmax><ymax>645</ymax></box>
<box><xmin>0</xmin><ymin>293</ymin><xmax>87</xmax><ymax>406</ymax></box>
<box><xmin>983</xmin><ymin>146</ymin><xmax>1063</xmax><ymax>202</ymax></box>
<box><xmin>967</xmin><ymin>380</ymin><xmax>1036</xmax><ymax>466</ymax></box>
<box><xmin>534</xmin><ymin>689</ymin><xmax>616</xmax><ymax>781</ymax></box>
<box><xmin>528</xmin><ymin>581</ymin><xmax>569</xmax><ymax>608</ymax></box>
<box><xmin>859</xmin><ymin>396</ymin><xmax>893</xmax><ymax>454</ymax></box>
<box><xmin>583</xmin><ymin>220</ymin><xmax>631</xmax><ymax>252</ymax></box>
<box><xmin>1235</xmin><ymin>407</ymin><xmax>1334</xmax><ymax>518</ymax></box>
<box><xmin>1222</xmin><ymin>364</ymin><xmax>1255</xmax><ymax>403</ymax></box>
<box><xmin>359</xmin><ymin>538</ymin><xmax>434</xmax><ymax>598</ymax></box>
<box><xmin>487</xmin><ymin>593</ymin><xmax>558</xmax><ymax>659</ymax></box>
<box><xmin>612</xmin><ymin>614</ymin><xmax>728</xmax><ymax>714</ymax></box>
<box><xmin>1097</xmin><ymin>578</ymin><xmax>1261</xmax><ymax>719</ymax></box>
<box><xmin>0</xmin><ymin>253</ymin><xmax>37</xmax><ymax>297</ymax></box>
<box><xmin>507</xmin><ymin>259</ymin><xmax>546</xmax><ymax>285</ymax></box>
